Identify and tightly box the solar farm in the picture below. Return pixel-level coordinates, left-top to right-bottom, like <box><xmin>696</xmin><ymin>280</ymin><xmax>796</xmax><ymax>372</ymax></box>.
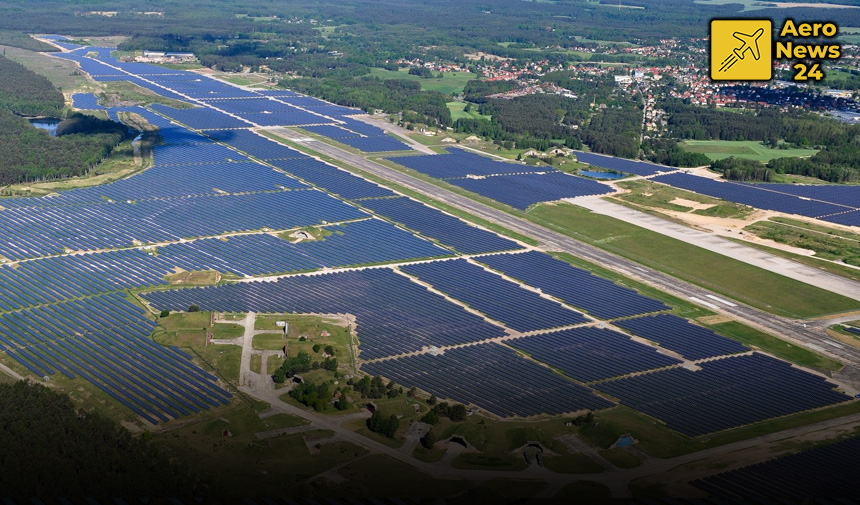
<box><xmin>653</xmin><ymin>173</ymin><xmax>860</xmax><ymax>227</ymax></box>
<box><xmin>0</xmin><ymin>40</ymin><xmax>853</xmax><ymax>440</ymax></box>
<box><xmin>387</xmin><ymin>148</ymin><xmax>615</xmax><ymax>209</ymax></box>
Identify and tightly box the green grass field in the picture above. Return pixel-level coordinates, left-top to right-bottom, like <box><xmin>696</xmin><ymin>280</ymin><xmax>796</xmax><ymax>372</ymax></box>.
<box><xmin>447</xmin><ymin>101</ymin><xmax>491</xmax><ymax>121</ymax></box>
<box><xmin>681</xmin><ymin>140</ymin><xmax>818</xmax><ymax>162</ymax></box>
<box><xmin>529</xmin><ymin>203</ymin><xmax>860</xmax><ymax>318</ymax></box>
<box><xmin>744</xmin><ymin>217</ymin><xmax>860</xmax><ymax>268</ymax></box>
<box><xmin>367</xmin><ymin>67</ymin><xmax>476</xmax><ymax>95</ymax></box>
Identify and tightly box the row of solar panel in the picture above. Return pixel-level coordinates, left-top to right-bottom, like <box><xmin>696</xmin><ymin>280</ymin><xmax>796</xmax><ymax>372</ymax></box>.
<box><xmin>2</xmin><ymin>295</ymin><xmax>231</xmax><ymax>425</ymax></box>
<box><xmin>595</xmin><ymin>353</ymin><xmax>850</xmax><ymax>436</ymax></box>
<box><xmin>692</xmin><ymin>435</ymin><xmax>860</xmax><ymax>500</ymax></box>
<box><xmin>0</xmin><ymin>190</ymin><xmax>366</xmax><ymax>260</ymax></box>
<box><xmin>141</xmin><ymin>269</ymin><xmax>508</xmax><ymax>361</ymax></box>
<box><xmin>0</xmin><ymin>219</ymin><xmax>452</xmax><ymax>310</ymax></box>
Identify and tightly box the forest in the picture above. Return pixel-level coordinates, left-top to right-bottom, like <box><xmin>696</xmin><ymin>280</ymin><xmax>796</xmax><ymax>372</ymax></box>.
<box><xmin>663</xmin><ymin>101</ymin><xmax>860</xmax><ymax>181</ymax></box>
<box><xmin>0</xmin><ymin>54</ymin><xmax>131</xmax><ymax>187</ymax></box>
<box><xmin>0</xmin><ymin>53</ymin><xmax>63</xmax><ymax>116</ymax></box>
<box><xmin>0</xmin><ymin>381</ymin><xmax>199</xmax><ymax>496</ymax></box>
<box><xmin>287</xmin><ymin>77</ymin><xmax>453</xmax><ymax>127</ymax></box>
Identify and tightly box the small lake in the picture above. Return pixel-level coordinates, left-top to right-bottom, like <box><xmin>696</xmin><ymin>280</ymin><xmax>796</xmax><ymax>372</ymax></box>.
<box><xmin>29</xmin><ymin>118</ymin><xmax>62</xmax><ymax>136</ymax></box>
<box><xmin>579</xmin><ymin>169</ymin><xmax>625</xmax><ymax>180</ymax></box>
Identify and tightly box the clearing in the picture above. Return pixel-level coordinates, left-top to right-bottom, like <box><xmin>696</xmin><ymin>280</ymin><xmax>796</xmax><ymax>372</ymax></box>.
<box><xmin>681</xmin><ymin>140</ymin><xmax>818</xmax><ymax>163</ymax></box>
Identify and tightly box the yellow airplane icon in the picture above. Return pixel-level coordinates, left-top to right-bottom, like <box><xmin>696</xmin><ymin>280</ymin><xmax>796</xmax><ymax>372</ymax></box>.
<box><xmin>719</xmin><ymin>28</ymin><xmax>764</xmax><ymax>73</ymax></box>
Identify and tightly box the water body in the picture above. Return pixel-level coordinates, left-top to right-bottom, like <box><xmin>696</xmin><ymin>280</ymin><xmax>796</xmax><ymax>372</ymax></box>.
<box><xmin>29</xmin><ymin>118</ymin><xmax>62</xmax><ymax>136</ymax></box>
<box><xmin>578</xmin><ymin>169</ymin><xmax>625</xmax><ymax>180</ymax></box>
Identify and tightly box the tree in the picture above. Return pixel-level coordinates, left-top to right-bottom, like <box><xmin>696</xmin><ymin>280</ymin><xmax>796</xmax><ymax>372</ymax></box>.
<box><xmin>449</xmin><ymin>404</ymin><xmax>467</xmax><ymax>422</ymax></box>
<box><xmin>187</xmin><ymin>304</ymin><xmax>200</xmax><ymax>312</ymax></box>
<box><xmin>427</xmin><ymin>394</ymin><xmax>437</xmax><ymax>406</ymax></box>
<box><xmin>312</xmin><ymin>344</ymin><xmax>321</xmax><ymax>353</ymax></box>
<box><xmin>324</xmin><ymin>345</ymin><xmax>334</xmax><ymax>355</ymax></box>
<box><xmin>159</xmin><ymin>309</ymin><xmax>170</xmax><ymax>318</ymax></box>
<box><xmin>334</xmin><ymin>394</ymin><xmax>350</xmax><ymax>411</ymax></box>
<box><xmin>420</xmin><ymin>409</ymin><xmax>439</xmax><ymax>425</ymax></box>
<box><xmin>420</xmin><ymin>430</ymin><xmax>436</xmax><ymax>449</ymax></box>
<box><xmin>272</xmin><ymin>368</ymin><xmax>286</xmax><ymax>384</ymax></box>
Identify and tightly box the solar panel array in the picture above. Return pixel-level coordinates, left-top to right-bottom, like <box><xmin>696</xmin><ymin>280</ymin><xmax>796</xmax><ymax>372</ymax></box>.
<box><xmin>358</xmin><ymin>197</ymin><xmax>522</xmax><ymax>254</ymax></box>
<box><xmin>141</xmin><ymin>269</ymin><xmax>507</xmax><ymax>360</ymax></box>
<box><xmin>388</xmin><ymin>148</ymin><xmax>549</xmax><ymax>179</ymax></box>
<box><xmin>477</xmin><ymin>252</ymin><xmax>669</xmax><ymax>319</ymax></box>
<box><xmin>268</xmin><ymin>158</ymin><xmax>396</xmax><ymax>200</ymax></box>
<box><xmin>0</xmin><ymin>293</ymin><xmax>231</xmax><ymax>424</ymax></box>
<box><xmin>692</xmin><ymin>436</ymin><xmax>860</xmax><ymax>499</ymax></box>
<box><xmin>574</xmin><ymin>151</ymin><xmax>666</xmax><ymax>176</ymax></box>
<box><xmin>448</xmin><ymin>171</ymin><xmax>615</xmax><ymax>210</ymax></box>
<box><xmin>595</xmin><ymin>353</ymin><xmax>851</xmax><ymax>436</ymax></box>
<box><xmin>72</xmin><ymin>93</ymin><xmax>104</xmax><ymax>110</ymax></box>
<box><xmin>509</xmin><ymin>326</ymin><xmax>682</xmax><ymax>382</ymax></box>
<box><xmin>400</xmin><ymin>259</ymin><xmax>588</xmax><ymax>332</ymax></box>
<box><xmin>149</xmin><ymin>103</ymin><xmax>252</xmax><ymax>130</ymax></box>
<box><xmin>0</xmin><ymin>190</ymin><xmax>365</xmax><ymax>260</ymax></box>
<box><xmin>614</xmin><ymin>314</ymin><xmax>748</xmax><ymax>360</ymax></box>
<box><xmin>26</xmin><ymin>43</ymin><xmax>853</xmax><ymax>427</ymax></box>
<box><xmin>388</xmin><ymin>149</ymin><xmax>613</xmax><ymax>209</ymax></box>
<box><xmin>653</xmin><ymin>173</ymin><xmax>855</xmax><ymax>221</ymax></box>
<box><xmin>362</xmin><ymin>343</ymin><xmax>615</xmax><ymax>417</ymax></box>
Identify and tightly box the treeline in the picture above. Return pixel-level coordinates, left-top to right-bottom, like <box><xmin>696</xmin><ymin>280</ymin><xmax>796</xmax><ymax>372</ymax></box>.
<box><xmin>0</xmin><ymin>31</ymin><xmax>58</xmax><ymax>52</ymax></box>
<box><xmin>285</xmin><ymin>77</ymin><xmax>452</xmax><ymax>127</ymax></box>
<box><xmin>578</xmin><ymin>105</ymin><xmax>642</xmax><ymax>158</ymax></box>
<box><xmin>0</xmin><ymin>54</ymin><xmax>63</xmax><ymax>116</ymax></box>
<box><xmin>643</xmin><ymin>139</ymin><xmax>710</xmax><ymax>167</ymax></box>
<box><xmin>462</xmin><ymin>80</ymin><xmax>518</xmax><ymax>102</ymax></box>
<box><xmin>663</xmin><ymin>100</ymin><xmax>844</xmax><ymax>146</ymax></box>
<box><xmin>712</xmin><ymin>157</ymin><xmax>775</xmax><ymax>182</ymax></box>
<box><xmin>665</xmin><ymin>100</ymin><xmax>860</xmax><ymax>182</ymax></box>
<box><xmin>454</xmin><ymin>93</ymin><xmax>587</xmax><ymax>150</ymax></box>
<box><xmin>0</xmin><ymin>381</ymin><xmax>199</xmax><ymax>496</ymax></box>
<box><xmin>0</xmin><ymin>110</ymin><xmax>130</xmax><ymax>186</ymax></box>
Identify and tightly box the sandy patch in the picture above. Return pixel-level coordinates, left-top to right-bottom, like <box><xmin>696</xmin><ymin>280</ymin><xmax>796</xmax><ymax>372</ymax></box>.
<box><xmin>670</xmin><ymin>197</ymin><xmax>716</xmax><ymax>211</ymax></box>
<box><xmin>697</xmin><ymin>314</ymin><xmax>734</xmax><ymax>324</ymax></box>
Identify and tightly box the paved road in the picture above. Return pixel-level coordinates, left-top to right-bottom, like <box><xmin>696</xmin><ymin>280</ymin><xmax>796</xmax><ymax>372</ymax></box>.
<box><xmin>268</xmin><ymin>127</ymin><xmax>860</xmax><ymax>387</ymax></box>
<box><xmin>575</xmin><ymin>196</ymin><xmax>860</xmax><ymax>301</ymax></box>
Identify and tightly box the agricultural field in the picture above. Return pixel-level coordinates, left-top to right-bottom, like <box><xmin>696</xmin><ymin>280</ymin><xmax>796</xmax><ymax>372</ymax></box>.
<box><xmin>367</xmin><ymin>67</ymin><xmax>477</xmax><ymax>95</ymax></box>
<box><xmin>447</xmin><ymin>101</ymin><xmax>491</xmax><ymax>121</ymax></box>
<box><xmin>680</xmin><ymin>140</ymin><xmax>818</xmax><ymax>162</ymax></box>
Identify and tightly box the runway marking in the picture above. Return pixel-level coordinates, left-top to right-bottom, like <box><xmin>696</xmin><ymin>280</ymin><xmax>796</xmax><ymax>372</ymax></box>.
<box><xmin>689</xmin><ymin>296</ymin><xmax>720</xmax><ymax>310</ymax></box>
<box><xmin>705</xmin><ymin>294</ymin><xmax>738</xmax><ymax>307</ymax></box>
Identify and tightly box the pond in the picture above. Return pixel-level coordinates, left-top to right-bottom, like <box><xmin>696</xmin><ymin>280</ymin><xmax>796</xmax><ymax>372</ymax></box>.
<box><xmin>578</xmin><ymin>169</ymin><xmax>626</xmax><ymax>180</ymax></box>
<box><xmin>29</xmin><ymin>118</ymin><xmax>62</xmax><ymax>136</ymax></box>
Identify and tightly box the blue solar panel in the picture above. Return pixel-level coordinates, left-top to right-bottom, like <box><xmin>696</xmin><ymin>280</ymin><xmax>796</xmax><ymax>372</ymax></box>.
<box><xmin>692</xmin><ymin>436</ymin><xmax>860</xmax><ymax>500</ymax></box>
<box><xmin>72</xmin><ymin>93</ymin><xmax>104</xmax><ymax>110</ymax></box>
<box><xmin>387</xmin><ymin>148</ymin><xmax>547</xmax><ymax>179</ymax></box>
<box><xmin>0</xmin><ymin>293</ymin><xmax>230</xmax><ymax>423</ymax></box>
<box><xmin>574</xmin><ymin>151</ymin><xmax>667</xmax><ymax>176</ymax></box>
<box><xmin>448</xmin><ymin>171</ymin><xmax>614</xmax><ymax>210</ymax></box>
<box><xmin>400</xmin><ymin>259</ymin><xmax>587</xmax><ymax>332</ymax></box>
<box><xmin>614</xmin><ymin>314</ymin><xmax>748</xmax><ymax>360</ymax></box>
<box><xmin>478</xmin><ymin>252</ymin><xmax>669</xmax><ymax>319</ymax></box>
<box><xmin>595</xmin><ymin>353</ymin><xmax>851</xmax><ymax>436</ymax></box>
<box><xmin>654</xmin><ymin>173</ymin><xmax>850</xmax><ymax>219</ymax></box>
<box><xmin>510</xmin><ymin>326</ymin><xmax>681</xmax><ymax>382</ymax></box>
<box><xmin>359</xmin><ymin>197</ymin><xmax>522</xmax><ymax>254</ymax></box>
<box><xmin>141</xmin><ymin>269</ymin><xmax>507</xmax><ymax>360</ymax></box>
<box><xmin>149</xmin><ymin>103</ymin><xmax>252</xmax><ymax>130</ymax></box>
<box><xmin>362</xmin><ymin>343</ymin><xmax>615</xmax><ymax>417</ymax></box>
<box><xmin>268</xmin><ymin>158</ymin><xmax>396</xmax><ymax>200</ymax></box>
